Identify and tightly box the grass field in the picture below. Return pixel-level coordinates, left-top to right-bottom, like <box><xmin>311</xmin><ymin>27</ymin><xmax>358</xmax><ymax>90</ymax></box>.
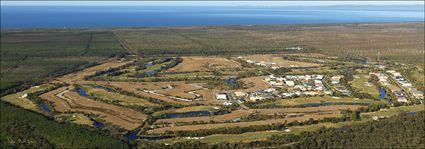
<box><xmin>148</xmin><ymin>112</ymin><xmax>342</xmax><ymax>134</ymax></box>
<box><xmin>231</xmin><ymin>76</ymin><xmax>271</xmax><ymax>92</ymax></box>
<box><xmin>241</xmin><ymin>54</ymin><xmax>321</xmax><ymax>68</ymax></box>
<box><xmin>152</xmin><ymin>106</ymin><xmax>221</xmax><ymax>117</ymax></box>
<box><xmin>157</xmin><ymin>105</ymin><xmax>424</xmax><ymax>144</ymax></box>
<box><xmin>361</xmin><ymin>104</ymin><xmax>424</xmax><ymax>118</ymax></box>
<box><xmin>154</xmin><ymin>105</ymin><xmax>363</xmax><ymax>124</ymax></box>
<box><xmin>40</xmin><ymin>86</ymin><xmax>147</xmax><ymax>130</ymax></box>
<box><xmin>167</xmin><ymin>56</ymin><xmax>241</xmax><ymax>72</ymax></box>
<box><xmin>1</xmin><ymin>84</ymin><xmax>56</xmax><ymax>111</ymax></box>
<box><xmin>83</xmin><ymin>85</ymin><xmax>160</xmax><ymax>107</ymax></box>
<box><xmin>350</xmin><ymin>75</ymin><xmax>380</xmax><ymax>98</ymax></box>
<box><xmin>256</xmin><ymin>96</ymin><xmax>385</xmax><ymax>108</ymax></box>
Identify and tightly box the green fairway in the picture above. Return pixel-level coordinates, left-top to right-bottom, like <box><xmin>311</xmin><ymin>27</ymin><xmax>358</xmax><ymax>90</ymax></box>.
<box><xmin>1</xmin><ymin>84</ymin><xmax>56</xmax><ymax>111</ymax></box>
<box><xmin>83</xmin><ymin>85</ymin><xmax>159</xmax><ymax>107</ymax></box>
<box><xmin>350</xmin><ymin>75</ymin><xmax>380</xmax><ymax>98</ymax></box>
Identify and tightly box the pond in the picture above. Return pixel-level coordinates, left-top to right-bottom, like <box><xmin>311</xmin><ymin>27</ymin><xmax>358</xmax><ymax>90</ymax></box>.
<box><xmin>95</xmin><ymin>85</ymin><xmax>112</xmax><ymax>92</ymax></box>
<box><xmin>145</xmin><ymin>71</ymin><xmax>157</xmax><ymax>77</ymax></box>
<box><xmin>40</xmin><ymin>102</ymin><xmax>52</xmax><ymax>113</ymax></box>
<box><xmin>145</xmin><ymin>62</ymin><xmax>154</xmax><ymax>67</ymax></box>
<box><xmin>91</xmin><ymin>119</ymin><xmax>105</xmax><ymax>128</ymax></box>
<box><xmin>126</xmin><ymin>129</ymin><xmax>140</xmax><ymax>141</ymax></box>
<box><xmin>140</xmin><ymin>136</ymin><xmax>174</xmax><ymax>141</ymax></box>
<box><xmin>164</xmin><ymin>111</ymin><xmax>211</xmax><ymax>118</ymax></box>
<box><xmin>379</xmin><ymin>88</ymin><xmax>386</xmax><ymax>99</ymax></box>
<box><xmin>225</xmin><ymin>78</ymin><xmax>239</xmax><ymax>87</ymax></box>
<box><xmin>77</xmin><ymin>87</ymin><xmax>88</xmax><ymax>97</ymax></box>
<box><xmin>407</xmin><ymin>112</ymin><xmax>417</xmax><ymax>116</ymax></box>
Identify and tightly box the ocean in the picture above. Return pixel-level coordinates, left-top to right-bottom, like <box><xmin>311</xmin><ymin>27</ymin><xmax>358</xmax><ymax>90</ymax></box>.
<box><xmin>1</xmin><ymin>5</ymin><xmax>424</xmax><ymax>29</ymax></box>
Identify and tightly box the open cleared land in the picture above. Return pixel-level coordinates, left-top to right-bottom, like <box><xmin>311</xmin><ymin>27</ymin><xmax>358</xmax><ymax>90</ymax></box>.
<box><xmin>1</xmin><ymin>84</ymin><xmax>56</xmax><ymax>112</ymax></box>
<box><xmin>257</xmin><ymin>96</ymin><xmax>385</xmax><ymax>108</ymax></box>
<box><xmin>241</xmin><ymin>54</ymin><xmax>321</xmax><ymax>68</ymax></box>
<box><xmin>84</xmin><ymin>85</ymin><xmax>159</xmax><ymax>107</ymax></box>
<box><xmin>154</xmin><ymin>105</ymin><xmax>364</xmax><ymax>124</ymax></box>
<box><xmin>148</xmin><ymin>112</ymin><xmax>342</xmax><ymax>134</ymax></box>
<box><xmin>231</xmin><ymin>77</ymin><xmax>271</xmax><ymax>92</ymax></box>
<box><xmin>350</xmin><ymin>75</ymin><xmax>380</xmax><ymax>97</ymax></box>
<box><xmin>168</xmin><ymin>56</ymin><xmax>241</xmax><ymax>72</ymax></box>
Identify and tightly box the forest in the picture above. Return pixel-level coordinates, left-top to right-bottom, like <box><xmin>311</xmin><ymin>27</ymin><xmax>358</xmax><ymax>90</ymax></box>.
<box><xmin>138</xmin><ymin>111</ymin><xmax>425</xmax><ymax>148</ymax></box>
<box><xmin>0</xmin><ymin>101</ymin><xmax>127</xmax><ymax>148</ymax></box>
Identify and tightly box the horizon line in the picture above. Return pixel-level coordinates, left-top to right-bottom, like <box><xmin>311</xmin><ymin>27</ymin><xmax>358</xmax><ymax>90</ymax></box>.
<box><xmin>2</xmin><ymin>1</ymin><xmax>424</xmax><ymax>7</ymax></box>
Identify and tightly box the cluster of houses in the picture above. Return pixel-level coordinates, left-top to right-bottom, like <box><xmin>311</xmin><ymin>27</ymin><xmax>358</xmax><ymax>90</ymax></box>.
<box><xmin>244</xmin><ymin>59</ymin><xmax>285</xmax><ymax>70</ymax></box>
<box><xmin>241</xmin><ymin>57</ymin><xmax>300</xmax><ymax>69</ymax></box>
<box><xmin>371</xmin><ymin>70</ymin><xmax>424</xmax><ymax>103</ymax></box>
<box><xmin>215</xmin><ymin>92</ymin><xmax>235</xmax><ymax>106</ymax></box>
<box><xmin>330</xmin><ymin>75</ymin><xmax>352</xmax><ymax>96</ymax></box>
<box><xmin>370</xmin><ymin>72</ymin><xmax>389</xmax><ymax>86</ymax></box>
<box><xmin>387</xmin><ymin>70</ymin><xmax>424</xmax><ymax>100</ymax></box>
<box><xmin>226</xmin><ymin>74</ymin><xmax>333</xmax><ymax>102</ymax></box>
<box><xmin>370</xmin><ymin>72</ymin><xmax>407</xmax><ymax>102</ymax></box>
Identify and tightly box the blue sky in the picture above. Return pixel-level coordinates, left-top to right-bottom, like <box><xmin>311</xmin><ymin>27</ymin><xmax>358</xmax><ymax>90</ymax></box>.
<box><xmin>2</xmin><ymin>1</ymin><xmax>424</xmax><ymax>6</ymax></box>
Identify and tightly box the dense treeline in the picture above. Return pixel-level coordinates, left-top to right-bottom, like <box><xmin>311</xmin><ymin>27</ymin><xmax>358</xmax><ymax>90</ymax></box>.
<box><xmin>0</xmin><ymin>101</ymin><xmax>127</xmax><ymax>148</ymax></box>
<box><xmin>139</xmin><ymin>110</ymin><xmax>425</xmax><ymax>148</ymax></box>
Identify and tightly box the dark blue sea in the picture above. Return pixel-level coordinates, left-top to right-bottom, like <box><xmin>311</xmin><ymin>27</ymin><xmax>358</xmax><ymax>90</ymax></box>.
<box><xmin>1</xmin><ymin>5</ymin><xmax>424</xmax><ymax>29</ymax></box>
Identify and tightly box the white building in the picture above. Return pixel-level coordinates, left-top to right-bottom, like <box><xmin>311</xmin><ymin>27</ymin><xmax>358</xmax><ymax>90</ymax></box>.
<box><xmin>216</xmin><ymin>93</ymin><xmax>228</xmax><ymax>100</ymax></box>
<box><xmin>285</xmin><ymin>80</ymin><xmax>295</xmax><ymax>86</ymax></box>
<box><xmin>223</xmin><ymin>101</ymin><xmax>233</xmax><ymax>106</ymax></box>
<box><xmin>234</xmin><ymin>92</ymin><xmax>246</xmax><ymax>97</ymax></box>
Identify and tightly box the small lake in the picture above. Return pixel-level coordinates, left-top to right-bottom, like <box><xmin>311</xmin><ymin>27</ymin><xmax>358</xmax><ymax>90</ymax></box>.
<box><xmin>95</xmin><ymin>85</ymin><xmax>112</xmax><ymax>92</ymax></box>
<box><xmin>126</xmin><ymin>129</ymin><xmax>140</xmax><ymax>141</ymax></box>
<box><xmin>407</xmin><ymin>112</ymin><xmax>417</xmax><ymax>116</ymax></box>
<box><xmin>91</xmin><ymin>119</ymin><xmax>105</xmax><ymax>128</ymax></box>
<box><xmin>145</xmin><ymin>63</ymin><xmax>154</xmax><ymax>67</ymax></box>
<box><xmin>40</xmin><ymin>102</ymin><xmax>52</xmax><ymax>113</ymax></box>
<box><xmin>146</xmin><ymin>71</ymin><xmax>157</xmax><ymax>76</ymax></box>
<box><xmin>164</xmin><ymin>111</ymin><xmax>211</xmax><ymax>118</ymax></box>
<box><xmin>77</xmin><ymin>87</ymin><xmax>88</xmax><ymax>97</ymax></box>
<box><xmin>225</xmin><ymin>78</ymin><xmax>239</xmax><ymax>87</ymax></box>
<box><xmin>379</xmin><ymin>88</ymin><xmax>386</xmax><ymax>99</ymax></box>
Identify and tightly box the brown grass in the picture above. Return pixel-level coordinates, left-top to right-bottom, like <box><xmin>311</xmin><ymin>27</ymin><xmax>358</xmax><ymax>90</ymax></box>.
<box><xmin>95</xmin><ymin>81</ymin><xmax>193</xmax><ymax>105</ymax></box>
<box><xmin>57</xmin><ymin>59</ymin><xmax>134</xmax><ymax>83</ymax></box>
<box><xmin>231</xmin><ymin>76</ymin><xmax>270</xmax><ymax>92</ymax></box>
<box><xmin>167</xmin><ymin>56</ymin><xmax>241</xmax><ymax>72</ymax></box>
<box><xmin>148</xmin><ymin>112</ymin><xmax>342</xmax><ymax>134</ymax></box>
<box><xmin>154</xmin><ymin>105</ymin><xmax>364</xmax><ymax>124</ymax></box>
<box><xmin>40</xmin><ymin>86</ymin><xmax>147</xmax><ymax>130</ymax></box>
<box><xmin>241</xmin><ymin>54</ymin><xmax>321</xmax><ymax>68</ymax></box>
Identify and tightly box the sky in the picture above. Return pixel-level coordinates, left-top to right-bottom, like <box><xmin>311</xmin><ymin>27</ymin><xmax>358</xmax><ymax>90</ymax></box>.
<box><xmin>1</xmin><ymin>1</ymin><xmax>424</xmax><ymax>6</ymax></box>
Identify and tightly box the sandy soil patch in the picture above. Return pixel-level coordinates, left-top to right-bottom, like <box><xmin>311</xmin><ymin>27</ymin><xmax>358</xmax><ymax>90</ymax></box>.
<box><xmin>57</xmin><ymin>59</ymin><xmax>134</xmax><ymax>83</ymax></box>
<box><xmin>167</xmin><ymin>56</ymin><xmax>241</xmax><ymax>72</ymax></box>
<box><xmin>241</xmin><ymin>54</ymin><xmax>320</xmax><ymax>68</ymax></box>
<box><xmin>231</xmin><ymin>76</ymin><xmax>271</xmax><ymax>92</ymax></box>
